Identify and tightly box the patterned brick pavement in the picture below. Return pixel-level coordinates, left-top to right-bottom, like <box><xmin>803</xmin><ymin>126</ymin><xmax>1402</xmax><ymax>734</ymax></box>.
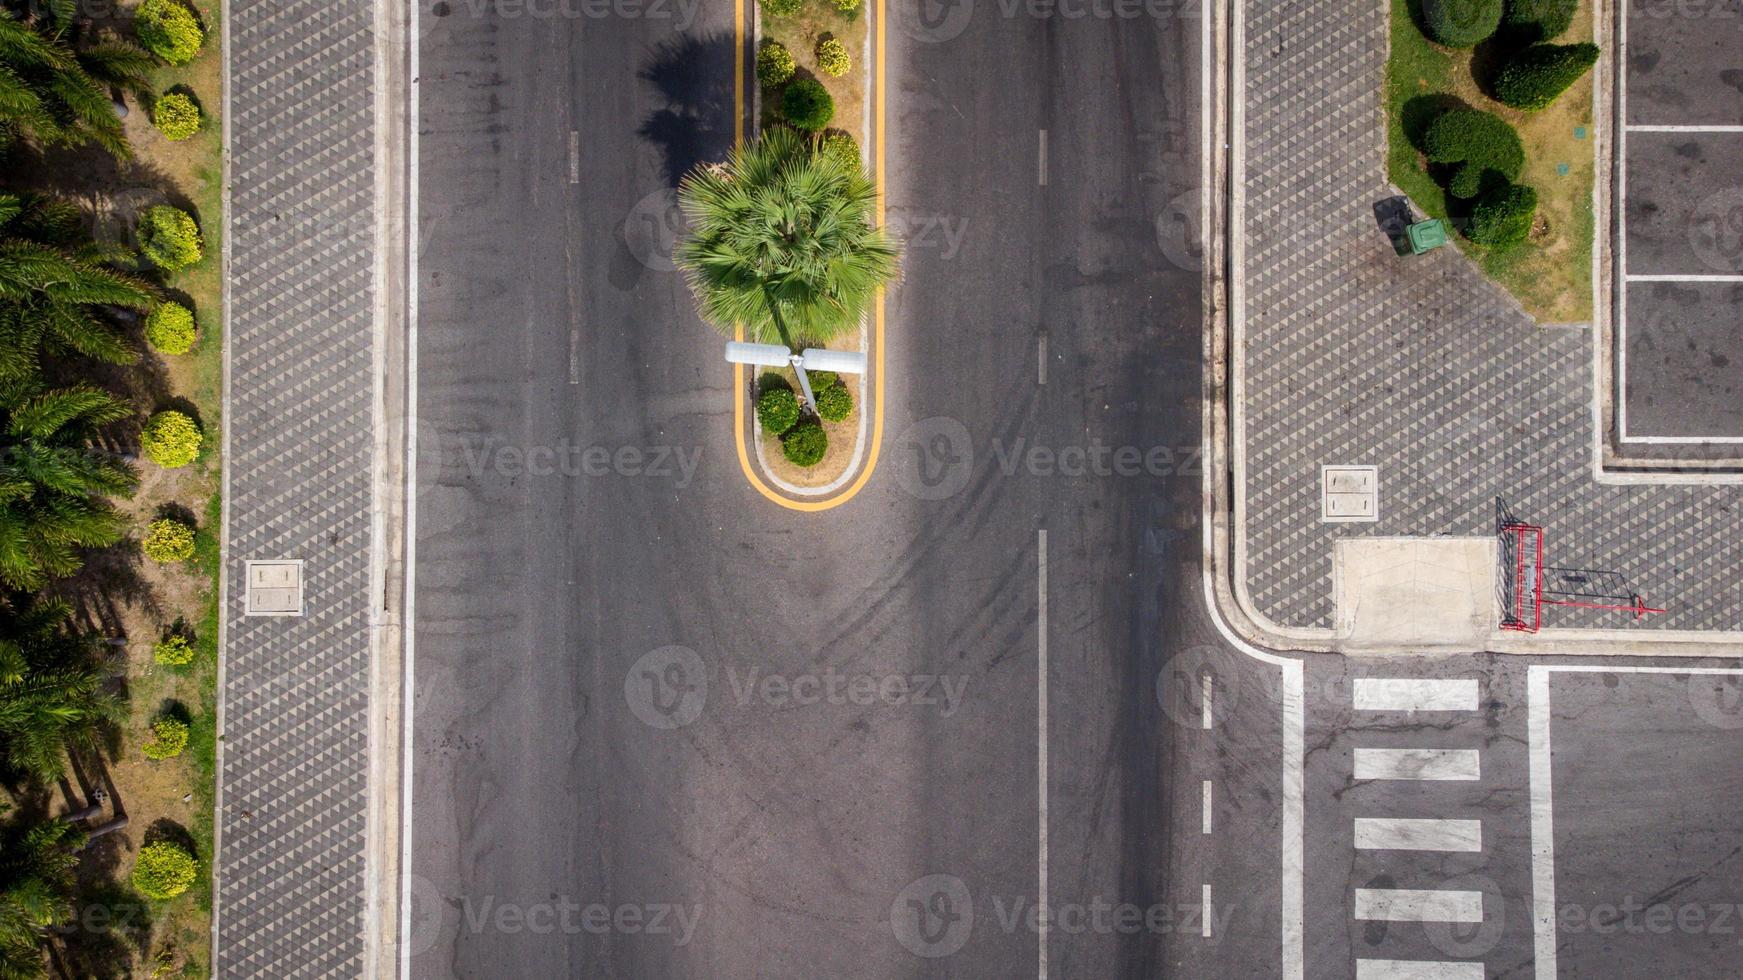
<box><xmin>1236</xmin><ymin>1</ymin><xmax>1743</xmax><ymax>633</ymax></box>
<box><xmin>216</xmin><ymin>0</ymin><xmax>377</xmax><ymax>971</ymax></box>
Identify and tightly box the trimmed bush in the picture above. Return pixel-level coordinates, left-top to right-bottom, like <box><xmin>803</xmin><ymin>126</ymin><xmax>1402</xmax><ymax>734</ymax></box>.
<box><xmin>815</xmin><ymin>37</ymin><xmax>850</xmax><ymax>77</ymax></box>
<box><xmin>1502</xmin><ymin>0</ymin><xmax>1577</xmax><ymax>42</ymax></box>
<box><xmin>1423</xmin><ymin>108</ymin><xmax>1524</xmax><ymax>199</ymax></box>
<box><xmin>138</xmin><ymin>205</ymin><xmax>203</xmax><ymax>271</ymax></box>
<box><xmin>131</xmin><ymin>842</ymin><xmax>197</xmax><ymax>900</ymax></box>
<box><xmin>815</xmin><ymin>381</ymin><xmax>852</xmax><ymax>422</ymax></box>
<box><xmin>145</xmin><ymin>301</ymin><xmax>197</xmax><ymax>354</ymax></box>
<box><xmin>759</xmin><ymin>0</ymin><xmax>803</xmax><ymax>15</ymax></box>
<box><xmin>757</xmin><ymin>386</ymin><xmax>801</xmax><ymax>435</ymax></box>
<box><xmin>833</xmin><ymin>0</ymin><xmax>862</xmax><ymax>11</ymax></box>
<box><xmin>1421</xmin><ymin>0</ymin><xmax>1503</xmax><ymax>47</ymax></box>
<box><xmin>806</xmin><ymin>370</ymin><xmax>839</xmax><ymax>390</ymax></box>
<box><xmin>142</xmin><ymin>718</ymin><xmax>189</xmax><ymax>760</ymax></box>
<box><xmin>820</xmin><ymin>130</ymin><xmax>859</xmax><ymax>164</ymax></box>
<box><xmin>1494</xmin><ymin>42</ymin><xmax>1600</xmax><ymax>111</ymax></box>
<box><xmin>142</xmin><ymin>518</ymin><xmax>196</xmax><ymax>563</ymax></box>
<box><xmin>152</xmin><ymin>92</ymin><xmax>201</xmax><ymax>141</ymax></box>
<box><xmin>136</xmin><ymin>0</ymin><xmax>204</xmax><ymax>65</ymax></box>
<box><xmin>781</xmin><ymin>419</ymin><xmax>828</xmax><ymax>467</ymax></box>
<box><xmin>153</xmin><ymin>635</ymin><xmax>195</xmax><ymax>667</ymax></box>
<box><xmin>756</xmin><ymin>39</ymin><xmax>796</xmax><ymax>87</ymax></box>
<box><xmin>781</xmin><ymin>79</ymin><xmax>834</xmax><ymax>132</ymax></box>
<box><xmin>142</xmin><ymin>410</ymin><xmax>202</xmax><ymax>468</ymax></box>
<box><xmin>1465</xmin><ymin>183</ymin><xmax>1539</xmax><ymax>247</ymax></box>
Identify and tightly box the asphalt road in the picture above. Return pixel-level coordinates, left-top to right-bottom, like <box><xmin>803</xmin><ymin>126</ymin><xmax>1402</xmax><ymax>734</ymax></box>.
<box><xmin>406</xmin><ymin>0</ymin><xmax>1303</xmax><ymax>976</ymax></box>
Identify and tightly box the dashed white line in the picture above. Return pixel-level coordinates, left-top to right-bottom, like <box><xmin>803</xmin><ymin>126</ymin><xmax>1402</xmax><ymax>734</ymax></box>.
<box><xmin>1037</xmin><ymin>528</ymin><xmax>1049</xmax><ymax>980</ymax></box>
<box><xmin>1353</xmin><ymin>888</ymin><xmax>1483</xmax><ymax>923</ymax></box>
<box><xmin>1354</xmin><ymin>748</ymin><xmax>1480</xmax><ymax>781</ymax></box>
<box><xmin>1202</xmin><ymin>883</ymin><xmax>1213</xmax><ymax>937</ymax></box>
<box><xmin>1037</xmin><ymin>333</ymin><xmax>1047</xmax><ymax>385</ymax></box>
<box><xmin>1356</xmin><ymin>959</ymin><xmax>1486</xmax><ymax>980</ymax></box>
<box><xmin>1201</xmin><ymin>673</ymin><xmax>1214</xmax><ymax>729</ymax></box>
<box><xmin>1038</xmin><ymin>129</ymin><xmax>1048</xmax><ymax>186</ymax></box>
<box><xmin>1353</xmin><ymin>817</ymin><xmax>1482</xmax><ymax>852</ymax></box>
<box><xmin>1353</xmin><ymin>678</ymin><xmax>1479</xmax><ymax>712</ymax></box>
<box><xmin>568</xmin><ymin>130</ymin><xmax>580</xmax><ymax>184</ymax></box>
<box><xmin>1202</xmin><ymin>780</ymin><xmax>1213</xmax><ymax>834</ymax></box>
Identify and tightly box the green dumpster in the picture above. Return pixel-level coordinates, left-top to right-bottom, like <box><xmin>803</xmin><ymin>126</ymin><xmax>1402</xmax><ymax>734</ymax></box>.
<box><xmin>1406</xmin><ymin>218</ymin><xmax>1447</xmax><ymax>255</ymax></box>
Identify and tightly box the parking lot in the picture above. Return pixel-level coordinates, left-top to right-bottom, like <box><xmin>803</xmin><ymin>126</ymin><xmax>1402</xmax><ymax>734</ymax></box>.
<box><xmin>1618</xmin><ymin>0</ymin><xmax>1743</xmax><ymax>447</ymax></box>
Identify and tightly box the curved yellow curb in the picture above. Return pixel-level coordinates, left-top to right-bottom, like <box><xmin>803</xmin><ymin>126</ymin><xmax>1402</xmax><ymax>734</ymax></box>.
<box><xmin>730</xmin><ymin>0</ymin><xmax>887</xmax><ymax>512</ymax></box>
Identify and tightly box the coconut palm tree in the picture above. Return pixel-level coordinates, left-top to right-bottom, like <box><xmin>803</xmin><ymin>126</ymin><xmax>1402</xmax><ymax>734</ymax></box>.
<box><xmin>676</xmin><ymin>127</ymin><xmax>901</xmax><ymax>349</ymax></box>
<box><xmin>0</xmin><ymin>9</ymin><xmax>153</xmax><ymax>160</ymax></box>
<box><xmin>0</xmin><ymin>386</ymin><xmax>137</xmax><ymax>592</ymax></box>
<box><xmin>0</xmin><ymin>193</ymin><xmax>153</xmax><ymax>405</ymax></box>
<box><xmin>0</xmin><ymin>816</ymin><xmax>83</xmax><ymax>979</ymax></box>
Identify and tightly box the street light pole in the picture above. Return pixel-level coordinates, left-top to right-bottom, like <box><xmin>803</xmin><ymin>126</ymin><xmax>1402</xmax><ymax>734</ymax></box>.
<box><xmin>724</xmin><ymin>341</ymin><xmax>868</xmax><ymax>413</ymax></box>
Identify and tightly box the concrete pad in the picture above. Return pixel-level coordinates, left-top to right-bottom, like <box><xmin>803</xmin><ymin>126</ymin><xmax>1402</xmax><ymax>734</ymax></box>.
<box><xmin>1333</xmin><ymin>538</ymin><xmax>1497</xmax><ymax>646</ymax></box>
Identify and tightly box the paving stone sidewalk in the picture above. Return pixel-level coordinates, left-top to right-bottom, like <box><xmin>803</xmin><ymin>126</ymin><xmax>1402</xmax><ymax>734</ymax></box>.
<box><xmin>215</xmin><ymin>0</ymin><xmax>377</xmax><ymax>972</ymax></box>
<box><xmin>1237</xmin><ymin>2</ymin><xmax>1743</xmax><ymax>633</ymax></box>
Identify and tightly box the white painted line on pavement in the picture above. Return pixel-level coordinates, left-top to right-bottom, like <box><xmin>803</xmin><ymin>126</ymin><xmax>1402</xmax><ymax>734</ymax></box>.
<box><xmin>1202</xmin><ymin>780</ymin><xmax>1213</xmax><ymax>834</ymax></box>
<box><xmin>1037</xmin><ymin>333</ymin><xmax>1047</xmax><ymax>385</ymax></box>
<box><xmin>1354</xmin><ymin>818</ymin><xmax>1482</xmax><ymax>852</ymax></box>
<box><xmin>1037</xmin><ymin>528</ymin><xmax>1049</xmax><ymax>980</ymax></box>
<box><xmin>1201</xmin><ymin>673</ymin><xmax>1214</xmax><ymax>729</ymax></box>
<box><xmin>1627</xmin><ymin>124</ymin><xmax>1743</xmax><ymax>132</ymax></box>
<box><xmin>1356</xmin><ymin>959</ymin><xmax>1486</xmax><ymax>980</ymax></box>
<box><xmin>568</xmin><ymin>130</ymin><xmax>579</xmax><ymax>183</ymax></box>
<box><xmin>400</xmin><ymin>0</ymin><xmax>421</xmax><ymax>974</ymax></box>
<box><xmin>1527</xmin><ymin>667</ymin><xmax>1556</xmax><ymax>979</ymax></box>
<box><xmin>1625</xmin><ymin>273</ymin><xmax>1743</xmax><ymax>283</ymax></box>
<box><xmin>1353</xmin><ymin>888</ymin><xmax>1483</xmax><ymax>923</ymax></box>
<box><xmin>1202</xmin><ymin>883</ymin><xmax>1212</xmax><ymax>937</ymax></box>
<box><xmin>1038</xmin><ymin>129</ymin><xmax>1048</xmax><ymax>186</ymax></box>
<box><xmin>1354</xmin><ymin>748</ymin><xmax>1480</xmax><ymax>781</ymax></box>
<box><xmin>1353</xmin><ymin>678</ymin><xmax>1479</xmax><ymax>712</ymax></box>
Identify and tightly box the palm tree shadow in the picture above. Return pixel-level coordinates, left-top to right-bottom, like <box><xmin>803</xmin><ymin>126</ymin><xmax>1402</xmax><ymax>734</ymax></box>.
<box><xmin>637</xmin><ymin>32</ymin><xmax>737</xmax><ymax>188</ymax></box>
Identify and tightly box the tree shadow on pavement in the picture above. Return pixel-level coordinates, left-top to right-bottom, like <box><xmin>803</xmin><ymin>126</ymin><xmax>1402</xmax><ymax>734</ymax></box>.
<box><xmin>637</xmin><ymin>32</ymin><xmax>737</xmax><ymax>188</ymax></box>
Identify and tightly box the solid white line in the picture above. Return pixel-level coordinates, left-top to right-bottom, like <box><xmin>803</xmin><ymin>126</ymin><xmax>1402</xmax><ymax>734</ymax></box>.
<box><xmin>1625</xmin><ymin>273</ymin><xmax>1743</xmax><ymax>282</ymax></box>
<box><xmin>1353</xmin><ymin>888</ymin><xmax>1484</xmax><ymax>923</ymax></box>
<box><xmin>1354</xmin><ymin>818</ymin><xmax>1482</xmax><ymax>852</ymax></box>
<box><xmin>1617</xmin><ymin>0</ymin><xmax>1632</xmax><ymax>442</ymax></box>
<box><xmin>1626</xmin><ymin>124</ymin><xmax>1743</xmax><ymax>132</ymax></box>
<box><xmin>1202</xmin><ymin>780</ymin><xmax>1213</xmax><ymax>834</ymax></box>
<box><xmin>400</xmin><ymin>1</ymin><xmax>420</xmax><ymax>975</ymax></box>
<box><xmin>1354</xmin><ymin>748</ymin><xmax>1480</xmax><ymax>781</ymax></box>
<box><xmin>1037</xmin><ymin>528</ymin><xmax>1049</xmax><ymax>980</ymax></box>
<box><xmin>1527</xmin><ymin>667</ymin><xmax>1556</xmax><ymax>979</ymax></box>
<box><xmin>1620</xmin><ymin>435</ymin><xmax>1743</xmax><ymax>444</ymax></box>
<box><xmin>1356</xmin><ymin>960</ymin><xmax>1487</xmax><ymax>980</ymax></box>
<box><xmin>1202</xmin><ymin>883</ymin><xmax>1213</xmax><ymax>937</ymax></box>
<box><xmin>1353</xmin><ymin>678</ymin><xmax>1479</xmax><ymax>712</ymax></box>
<box><xmin>1201</xmin><ymin>673</ymin><xmax>1214</xmax><ymax>729</ymax></box>
<box><xmin>1038</xmin><ymin>129</ymin><xmax>1048</xmax><ymax>186</ymax></box>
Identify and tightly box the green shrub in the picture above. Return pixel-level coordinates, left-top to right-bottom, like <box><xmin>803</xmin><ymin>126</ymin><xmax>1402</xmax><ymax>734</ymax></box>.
<box><xmin>756</xmin><ymin>39</ymin><xmax>796</xmax><ymax>87</ymax></box>
<box><xmin>131</xmin><ymin>842</ymin><xmax>197</xmax><ymax>900</ymax></box>
<box><xmin>1465</xmin><ymin>183</ymin><xmax>1538</xmax><ymax>247</ymax></box>
<box><xmin>151</xmin><ymin>92</ymin><xmax>201</xmax><ymax>141</ymax></box>
<box><xmin>142</xmin><ymin>718</ymin><xmax>189</xmax><ymax>760</ymax></box>
<box><xmin>1423</xmin><ymin>108</ymin><xmax>1524</xmax><ymax>199</ymax></box>
<box><xmin>1494</xmin><ymin>42</ymin><xmax>1600</xmax><ymax>111</ymax></box>
<box><xmin>136</xmin><ymin>0</ymin><xmax>204</xmax><ymax>65</ymax></box>
<box><xmin>141</xmin><ymin>410</ymin><xmax>202</xmax><ymax>467</ymax></box>
<box><xmin>145</xmin><ymin>301</ymin><xmax>197</xmax><ymax>354</ymax></box>
<box><xmin>1421</xmin><ymin>0</ymin><xmax>1503</xmax><ymax>47</ymax></box>
<box><xmin>815</xmin><ymin>37</ymin><xmax>850</xmax><ymax>77</ymax></box>
<box><xmin>1502</xmin><ymin>0</ymin><xmax>1577</xmax><ymax>42</ymax></box>
<box><xmin>781</xmin><ymin>79</ymin><xmax>834</xmax><ymax>132</ymax></box>
<box><xmin>153</xmin><ymin>635</ymin><xmax>194</xmax><ymax>666</ymax></box>
<box><xmin>781</xmin><ymin>419</ymin><xmax>828</xmax><ymax>467</ymax></box>
<box><xmin>138</xmin><ymin>205</ymin><xmax>203</xmax><ymax>271</ymax></box>
<box><xmin>815</xmin><ymin>381</ymin><xmax>852</xmax><ymax>422</ymax></box>
<box><xmin>760</xmin><ymin>0</ymin><xmax>803</xmax><ymax>15</ymax></box>
<box><xmin>833</xmin><ymin>0</ymin><xmax>862</xmax><ymax>12</ymax></box>
<box><xmin>806</xmin><ymin>370</ymin><xmax>839</xmax><ymax>390</ymax></box>
<box><xmin>819</xmin><ymin>130</ymin><xmax>859</xmax><ymax>164</ymax></box>
<box><xmin>142</xmin><ymin>518</ymin><xmax>196</xmax><ymax>563</ymax></box>
<box><xmin>757</xmin><ymin>386</ymin><xmax>801</xmax><ymax>435</ymax></box>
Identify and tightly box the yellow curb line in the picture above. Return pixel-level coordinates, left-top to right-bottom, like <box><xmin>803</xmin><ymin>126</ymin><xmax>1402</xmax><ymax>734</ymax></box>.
<box><xmin>731</xmin><ymin>0</ymin><xmax>887</xmax><ymax>512</ymax></box>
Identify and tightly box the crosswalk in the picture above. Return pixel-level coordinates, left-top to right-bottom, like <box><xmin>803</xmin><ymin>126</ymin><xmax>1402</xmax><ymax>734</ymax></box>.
<box><xmin>1347</xmin><ymin>678</ymin><xmax>1490</xmax><ymax>979</ymax></box>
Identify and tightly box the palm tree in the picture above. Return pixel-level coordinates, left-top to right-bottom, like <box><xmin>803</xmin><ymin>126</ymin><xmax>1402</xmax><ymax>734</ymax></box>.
<box><xmin>0</xmin><ymin>9</ymin><xmax>153</xmax><ymax>160</ymax></box>
<box><xmin>676</xmin><ymin>127</ymin><xmax>901</xmax><ymax>349</ymax></box>
<box><xmin>0</xmin><ymin>817</ymin><xmax>83</xmax><ymax>979</ymax></box>
<box><xmin>0</xmin><ymin>386</ymin><xmax>137</xmax><ymax>592</ymax></box>
<box><xmin>0</xmin><ymin>193</ymin><xmax>154</xmax><ymax>405</ymax></box>
<box><xmin>0</xmin><ymin>594</ymin><xmax>123</xmax><ymax>784</ymax></box>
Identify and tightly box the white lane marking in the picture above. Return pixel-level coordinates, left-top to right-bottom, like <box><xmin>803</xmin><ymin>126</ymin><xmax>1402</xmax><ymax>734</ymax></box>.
<box><xmin>1356</xmin><ymin>959</ymin><xmax>1486</xmax><ymax>980</ymax></box>
<box><xmin>1353</xmin><ymin>888</ymin><xmax>1483</xmax><ymax>923</ymax></box>
<box><xmin>1038</xmin><ymin>129</ymin><xmax>1048</xmax><ymax>186</ymax></box>
<box><xmin>1037</xmin><ymin>333</ymin><xmax>1047</xmax><ymax>385</ymax></box>
<box><xmin>1528</xmin><ymin>666</ymin><xmax>1556</xmax><ymax>979</ymax></box>
<box><xmin>1037</xmin><ymin>528</ymin><xmax>1049</xmax><ymax>980</ymax></box>
<box><xmin>568</xmin><ymin>130</ymin><xmax>580</xmax><ymax>183</ymax></box>
<box><xmin>1626</xmin><ymin>124</ymin><xmax>1743</xmax><ymax>132</ymax></box>
<box><xmin>1201</xmin><ymin>673</ymin><xmax>1214</xmax><ymax>729</ymax></box>
<box><xmin>568</xmin><ymin>322</ymin><xmax>581</xmax><ymax>385</ymax></box>
<box><xmin>1353</xmin><ymin>678</ymin><xmax>1479</xmax><ymax>712</ymax></box>
<box><xmin>1625</xmin><ymin>273</ymin><xmax>1743</xmax><ymax>282</ymax></box>
<box><xmin>1620</xmin><ymin>435</ymin><xmax>1743</xmax><ymax>444</ymax></box>
<box><xmin>1353</xmin><ymin>818</ymin><xmax>1482</xmax><ymax>852</ymax></box>
<box><xmin>400</xmin><ymin>0</ymin><xmax>421</xmax><ymax>974</ymax></box>
<box><xmin>1202</xmin><ymin>883</ymin><xmax>1213</xmax><ymax>937</ymax></box>
<box><xmin>1353</xmin><ymin>748</ymin><xmax>1480</xmax><ymax>781</ymax></box>
<box><xmin>1202</xmin><ymin>780</ymin><xmax>1213</xmax><ymax>834</ymax></box>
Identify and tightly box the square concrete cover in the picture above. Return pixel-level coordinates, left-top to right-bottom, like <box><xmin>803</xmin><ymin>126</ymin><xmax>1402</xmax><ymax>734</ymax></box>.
<box><xmin>245</xmin><ymin>560</ymin><xmax>304</xmax><ymax>616</ymax></box>
<box><xmin>1334</xmin><ymin>538</ymin><xmax>1497</xmax><ymax>647</ymax></box>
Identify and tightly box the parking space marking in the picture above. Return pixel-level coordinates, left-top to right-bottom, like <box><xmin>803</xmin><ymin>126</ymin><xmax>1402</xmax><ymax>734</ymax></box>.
<box><xmin>1353</xmin><ymin>888</ymin><xmax>1483</xmax><ymax>923</ymax></box>
<box><xmin>1353</xmin><ymin>678</ymin><xmax>1479</xmax><ymax>712</ymax></box>
<box><xmin>1356</xmin><ymin>960</ymin><xmax>1485</xmax><ymax>980</ymax></box>
<box><xmin>1354</xmin><ymin>748</ymin><xmax>1480</xmax><ymax>781</ymax></box>
<box><xmin>1627</xmin><ymin>124</ymin><xmax>1743</xmax><ymax>133</ymax></box>
<box><xmin>1625</xmin><ymin>274</ymin><xmax>1743</xmax><ymax>283</ymax></box>
<box><xmin>1353</xmin><ymin>817</ymin><xmax>1482</xmax><ymax>852</ymax></box>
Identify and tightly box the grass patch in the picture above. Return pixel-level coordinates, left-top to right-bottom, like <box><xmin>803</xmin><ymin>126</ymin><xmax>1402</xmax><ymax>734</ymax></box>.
<box><xmin>1385</xmin><ymin>0</ymin><xmax>1595</xmax><ymax>322</ymax></box>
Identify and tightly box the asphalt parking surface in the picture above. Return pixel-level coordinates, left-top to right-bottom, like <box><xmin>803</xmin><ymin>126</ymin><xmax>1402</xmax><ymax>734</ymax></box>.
<box><xmin>1624</xmin><ymin>280</ymin><xmax>1743</xmax><ymax>439</ymax></box>
<box><xmin>1625</xmin><ymin>0</ymin><xmax>1743</xmax><ymax>126</ymax></box>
